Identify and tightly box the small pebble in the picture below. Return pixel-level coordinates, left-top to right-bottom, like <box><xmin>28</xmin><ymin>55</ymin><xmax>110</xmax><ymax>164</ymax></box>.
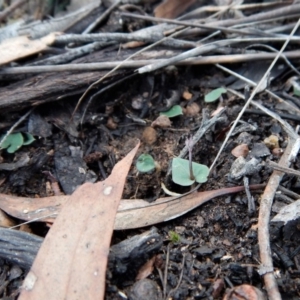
<box><xmin>272</xmin><ymin>147</ymin><xmax>283</xmax><ymax>157</ymax></box>
<box><xmin>142</xmin><ymin>127</ymin><xmax>157</xmax><ymax>145</ymax></box>
<box><xmin>182</xmin><ymin>90</ymin><xmax>193</xmax><ymax>100</ymax></box>
<box><xmin>231</xmin><ymin>144</ymin><xmax>249</xmax><ymax>158</ymax></box>
<box><xmin>106</xmin><ymin>117</ymin><xmax>118</xmax><ymax>130</ymax></box>
<box><xmin>184</xmin><ymin>102</ymin><xmax>200</xmax><ymax>117</ymax></box>
<box><xmin>129</xmin><ymin>279</ymin><xmax>162</xmax><ymax>300</ymax></box>
<box><xmin>236</xmin><ymin>132</ymin><xmax>253</xmax><ymax>145</ymax></box>
<box><xmin>250</xmin><ymin>143</ymin><xmax>270</xmax><ymax>158</ymax></box>
<box><xmin>131</xmin><ymin>95</ymin><xmax>143</xmax><ymax>110</ymax></box>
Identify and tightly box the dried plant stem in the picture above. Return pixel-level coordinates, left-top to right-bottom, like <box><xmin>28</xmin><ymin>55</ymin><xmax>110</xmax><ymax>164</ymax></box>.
<box><xmin>1</xmin><ymin>50</ymin><xmax>300</xmax><ymax>75</ymax></box>
<box><xmin>210</xmin><ymin>19</ymin><xmax>300</xmax><ymax>173</ymax></box>
<box><xmin>258</xmin><ymin>136</ymin><xmax>300</xmax><ymax>300</ymax></box>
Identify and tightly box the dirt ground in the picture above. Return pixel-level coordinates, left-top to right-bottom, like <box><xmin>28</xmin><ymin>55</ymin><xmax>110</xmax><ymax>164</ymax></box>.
<box><xmin>1</xmin><ymin>1</ymin><xmax>300</xmax><ymax>299</ymax></box>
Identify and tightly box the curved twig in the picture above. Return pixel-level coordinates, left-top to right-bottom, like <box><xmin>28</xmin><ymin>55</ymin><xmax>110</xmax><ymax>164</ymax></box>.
<box><xmin>258</xmin><ymin>135</ymin><xmax>300</xmax><ymax>300</ymax></box>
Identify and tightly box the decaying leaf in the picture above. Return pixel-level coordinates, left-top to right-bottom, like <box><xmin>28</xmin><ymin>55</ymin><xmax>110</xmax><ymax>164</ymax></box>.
<box><xmin>154</xmin><ymin>0</ymin><xmax>196</xmax><ymax>19</ymax></box>
<box><xmin>18</xmin><ymin>142</ymin><xmax>140</xmax><ymax>300</ymax></box>
<box><xmin>0</xmin><ymin>184</ymin><xmax>264</xmax><ymax>230</ymax></box>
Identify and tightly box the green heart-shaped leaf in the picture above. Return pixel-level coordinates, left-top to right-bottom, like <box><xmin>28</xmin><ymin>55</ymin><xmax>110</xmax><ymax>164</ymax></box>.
<box><xmin>0</xmin><ymin>133</ymin><xmax>24</xmax><ymax>153</ymax></box>
<box><xmin>160</xmin><ymin>105</ymin><xmax>183</xmax><ymax>118</ymax></box>
<box><xmin>205</xmin><ymin>87</ymin><xmax>227</xmax><ymax>103</ymax></box>
<box><xmin>136</xmin><ymin>154</ymin><xmax>155</xmax><ymax>173</ymax></box>
<box><xmin>172</xmin><ymin>157</ymin><xmax>209</xmax><ymax>186</ymax></box>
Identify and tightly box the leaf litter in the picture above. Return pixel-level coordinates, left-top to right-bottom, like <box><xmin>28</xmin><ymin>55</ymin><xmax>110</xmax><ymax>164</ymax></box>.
<box><xmin>0</xmin><ymin>1</ymin><xmax>300</xmax><ymax>299</ymax></box>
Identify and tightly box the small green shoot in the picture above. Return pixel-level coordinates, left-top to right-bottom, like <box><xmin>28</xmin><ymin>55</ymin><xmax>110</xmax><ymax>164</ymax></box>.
<box><xmin>160</xmin><ymin>105</ymin><xmax>183</xmax><ymax>118</ymax></box>
<box><xmin>172</xmin><ymin>136</ymin><xmax>209</xmax><ymax>186</ymax></box>
<box><xmin>293</xmin><ymin>85</ymin><xmax>300</xmax><ymax>97</ymax></box>
<box><xmin>136</xmin><ymin>154</ymin><xmax>156</xmax><ymax>173</ymax></box>
<box><xmin>0</xmin><ymin>132</ymin><xmax>35</xmax><ymax>153</ymax></box>
<box><xmin>205</xmin><ymin>87</ymin><xmax>227</xmax><ymax>103</ymax></box>
<box><xmin>172</xmin><ymin>158</ymin><xmax>209</xmax><ymax>186</ymax></box>
<box><xmin>169</xmin><ymin>231</ymin><xmax>181</xmax><ymax>243</ymax></box>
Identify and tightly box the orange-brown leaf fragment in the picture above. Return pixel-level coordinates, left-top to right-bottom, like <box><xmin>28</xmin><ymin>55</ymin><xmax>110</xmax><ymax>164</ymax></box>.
<box><xmin>0</xmin><ymin>33</ymin><xmax>57</xmax><ymax>65</ymax></box>
<box><xmin>223</xmin><ymin>284</ymin><xmax>266</xmax><ymax>300</ymax></box>
<box><xmin>231</xmin><ymin>144</ymin><xmax>249</xmax><ymax>158</ymax></box>
<box><xmin>18</xmin><ymin>142</ymin><xmax>140</xmax><ymax>300</ymax></box>
<box><xmin>154</xmin><ymin>0</ymin><xmax>196</xmax><ymax>19</ymax></box>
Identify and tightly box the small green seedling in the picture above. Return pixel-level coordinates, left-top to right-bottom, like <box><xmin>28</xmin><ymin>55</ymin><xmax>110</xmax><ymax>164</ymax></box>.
<box><xmin>293</xmin><ymin>86</ymin><xmax>300</xmax><ymax>97</ymax></box>
<box><xmin>0</xmin><ymin>132</ymin><xmax>35</xmax><ymax>153</ymax></box>
<box><xmin>172</xmin><ymin>137</ymin><xmax>209</xmax><ymax>186</ymax></box>
<box><xmin>169</xmin><ymin>230</ymin><xmax>181</xmax><ymax>243</ymax></box>
<box><xmin>160</xmin><ymin>105</ymin><xmax>183</xmax><ymax>118</ymax></box>
<box><xmin>136</xmin><ymin>154</ymin><xmax>156</xmax><ymax>173</ymax></box>
<box><xmin>204</xmin><ymin>87</ymin><xmax>227</xmax><ymax>103</ymax></box>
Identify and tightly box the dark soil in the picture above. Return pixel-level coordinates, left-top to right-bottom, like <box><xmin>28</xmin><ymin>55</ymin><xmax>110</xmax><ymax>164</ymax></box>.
<box><xmin>1</xmin><ymin>1</ymin><xmax>300</xmax><ymax>299</ymax></box>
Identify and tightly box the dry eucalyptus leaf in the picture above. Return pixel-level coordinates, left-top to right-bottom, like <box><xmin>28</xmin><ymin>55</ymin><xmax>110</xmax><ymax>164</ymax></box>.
<box><xmin>0</xmin><ymin>185</ymin><xmax>264</xmax><ymax>230</ymax></box>
<box><xmin>0</xmin><ymin>33</ymin><xmax>57</xmax><ymax>65</ymax></box>
<box><xmin>18</xmin><ymin>142</ymin><xmax>139</xmax><ymax>300</ymax></box>
<box><xmin>154</xmin><ymin>0</ymin><xmax>196</xmax><ymax>19</ymax></box>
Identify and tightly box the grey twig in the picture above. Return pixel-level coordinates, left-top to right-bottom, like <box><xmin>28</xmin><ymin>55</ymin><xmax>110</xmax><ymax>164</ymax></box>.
<box><xmin>54</xmin><ymin>31</ymin><xmax>196</xmax><ymax>49</ymax></box>
<box><xmin>1</xmin><ymin>50</ymin><xmax>300</xmax><ymax>74</ymax></box>
<box><xmin>28</xmin><ymin>42</ymin><xmax>114</xmax><ymax>66</ymax></box>
<box><xmin>137</xmin><ymin>37</ymin><xmax>300</xmax><ymax>74</ymax></box>
<box><xmin>83</xmin><ymin>0</ymin><xmax>121</xmax><ymax>34</ymax></box>
<box><xmin>243</xmin><ymin>176</ymin><xmax>255</xmax><ymax>214</ymax></box>
<box><xmin>258</xmin><ymin>136</ymin><xmax>300</xmax><ymax>300</ymax></box>
<box><xmin>0</xmin><ymin>0</ymin><xmax>26</xmax><ymax>22</ymax></box>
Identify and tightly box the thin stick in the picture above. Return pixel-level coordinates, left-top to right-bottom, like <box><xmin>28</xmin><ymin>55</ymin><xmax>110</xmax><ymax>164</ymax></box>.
<box><xmin>183</xmin><ymin>3</ymin><xmax>300</xmax><ymax>36</ymax></box>
<box><xmin>216</xmin><ymin>64</ymin><xmax>300</xmax><ymax>116</ymax></box>
<box><xmin>137</xmin><ymin>37</ymin><xmax>300</xmax><ymax>74</ymax></box>
<box><xmin>163</xmin><ymin>244</ymin><xmax>171</xmax><ymax>299</ymax></box>
<box><xmin>71</xmin><ymin>25</ymin><xmax>191</xmax><ymax>118</ymax></box>
<box><xmin>181</xmin><ymin>1</ymin><xmax>292</xmax><ymax>18</ymax></box>
<box><xmin>121</xmin><ymin>12</ymin><xmax>268</xmax><ymax>37</ymax></box>
<box><xmin>245</xmin><ymin>43</ymin><xmax>300</xmax><ymax>76</ymax></box>
<box><xmin>0</xmin><ymin>0</ymin><xmax>26</xmax><ymax>22</ymax></box>
<box><xmin>1</xmin><ymin>50</ymin><xmax>300</xmax><ymax>75</ymax></box>
<box><xmin>167</xmin><ymin>253</ymin><xmax>186</xmax><ymax>299</ymax></box>
<box><xmin>82</xmin><ymin>0</ymin><xmax>121</xmax><ymax>34</ymax></box>
<box><xmin>209</xmin><ymin>17</ymin><xmax>300</xmax><ymax>172</ymax></box>
<box><xmin>267</xmin><ymin>161</ymin><xmax>300</xmax><ymax>177</ymax></box>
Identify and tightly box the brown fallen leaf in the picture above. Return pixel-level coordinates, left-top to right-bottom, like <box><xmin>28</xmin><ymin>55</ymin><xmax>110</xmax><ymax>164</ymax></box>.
<box><xmin>0</xmin><ymin>33</ymin><xmax>57</xmax><ymax>65</ymax></box>
<box><xmin>114</xmin><ymin>184</ymin><xmax>264</xmax><ymax>230</ymax></box>
<box><xmin>154</xmin><ymin>0</ymin><xmax>196</xmax><ymax>19</ymax></box>
<box><xmin>136</xmin><ymin>256</ymin><xmax>156</xmax><ymax>280</ymax></box>
<box><xmin>18</xmin><ymin>142</ymin><xmax>140</xmax><ymax>300</ymax></box>
<box><xmin>0</xmin><ymin>185</ymin><xmax>264</xmax><ymax>230</ymax></box>
<box><xmin>0</xmin><ymin>209</ymin><xmax>16</xmax><ymax>227</ymax></box>
<box><xmin>223</xmin><ymin>284</ymin><xmax>266</xmax><ymax>300</ymax></box>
